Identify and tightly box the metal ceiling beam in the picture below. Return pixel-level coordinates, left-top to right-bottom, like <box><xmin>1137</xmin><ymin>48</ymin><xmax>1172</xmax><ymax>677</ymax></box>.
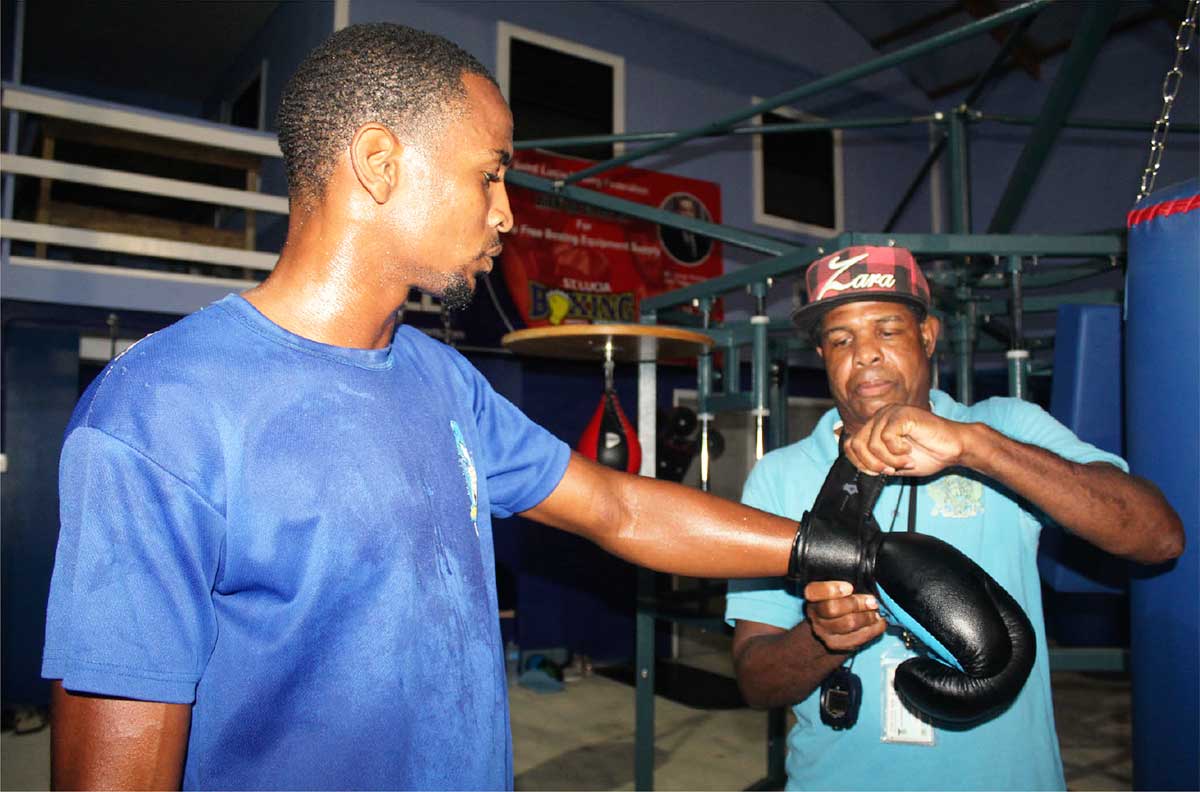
<box><xmin>559</xmin><ymin>0</ymin><xmax>1052</xmax><ymax>187</ymax></box>
<box><xmin>504</xmin><ymin>169</ymin><xmax>801</xmax><ymax>257</ymax></box>
<box><xmin>988</xmin><ymin>0</ymin><xmax>1121</xmax><ymax>233</ymax></box>
<box><xmin>977</xmin><ymin>112</ymin><xmax>1200</xmax><ymax>134</ymax></box>
<box><xmin>963</xmin><ymin>0</ymin><xmax>1043</xmax><ymax>79</ymax></box>
<box><xmin>513</xmin><ymin>115</ymin><xmax>927</xmax><ymax>152</ymax></box>
<box><xmin>881</xmin><ymin>9</ymin><xmax>1041</xmax><ymax>233</ymax></box>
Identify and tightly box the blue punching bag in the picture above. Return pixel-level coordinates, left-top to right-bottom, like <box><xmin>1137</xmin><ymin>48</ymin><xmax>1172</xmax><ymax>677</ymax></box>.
<box><xmin>1125</xmin><ymin>178</ymin><xmax>1199</xmax><ymax>792</ymax></box>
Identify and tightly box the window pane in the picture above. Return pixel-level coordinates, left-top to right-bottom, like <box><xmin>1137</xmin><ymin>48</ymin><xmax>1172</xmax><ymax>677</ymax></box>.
<box><xmin>510</xmin><ymin>38</ymin><xmax>614</xmax><ymax>161</ymax></box>
<box><xmin>762</xmin><ymin>111</ymin><xmax>836</xmax><ymax>230</ymax></box>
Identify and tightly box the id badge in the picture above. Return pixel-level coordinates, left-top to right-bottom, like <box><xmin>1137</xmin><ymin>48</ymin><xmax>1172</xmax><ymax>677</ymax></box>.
<box><xmin>880</xmin><ymin>652</ymin><xmax>935</xmax><ymax>745</ymax></box>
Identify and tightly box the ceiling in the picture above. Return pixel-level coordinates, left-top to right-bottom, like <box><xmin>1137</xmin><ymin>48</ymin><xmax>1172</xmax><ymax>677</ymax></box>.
<box><xmin>828</xmin><ymin>0</ymin><xmax>1182</xmax><ymax>99</ymax></box>
<box><xmin>7</xmin><ymin>0</ymin><xmax>1186</xmax><ymax>112</ymax></box>
<box><xmin>15</xmin><ymin>0</ymin><xmax>282</xmax><ymax>102</ymax></box>
<box><xmin>626</xmin><ymin>0</ymin><xmax>1183</xmax><ymax>104</ymax></box>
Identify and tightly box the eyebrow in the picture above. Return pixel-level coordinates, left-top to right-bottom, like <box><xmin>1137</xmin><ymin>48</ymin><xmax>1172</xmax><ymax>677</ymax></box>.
<box><xmin>494</xmin><ymin>149</ymin><xmax>512</xmax><ymax>167</ymax></box>
<box><xmin>822</xmin><ymin>314</ymin><xmax>907</xmax><ymax>336</ymax></box>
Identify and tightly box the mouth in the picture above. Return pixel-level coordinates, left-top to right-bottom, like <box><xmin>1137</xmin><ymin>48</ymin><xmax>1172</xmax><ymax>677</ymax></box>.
<box><xmin>853</xmin><ymin>378</ymin><xmax>895</xmax><ymax>398</ymax></box>
<box><xmin>483</xmin><ymin>243</ymin><xmax>504</xmax><ymax>259</ymax></box>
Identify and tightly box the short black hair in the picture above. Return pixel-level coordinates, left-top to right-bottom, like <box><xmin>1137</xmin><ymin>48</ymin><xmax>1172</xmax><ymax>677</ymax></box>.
<box><xmin>276</xmin><ymin>23</ymin><xmax>497</xmax><ymax>205</ymax></box>
<box><xmin>810</xmin><ymin>301</ymin><xmax>928</xmax><ymax>348</ymax></box>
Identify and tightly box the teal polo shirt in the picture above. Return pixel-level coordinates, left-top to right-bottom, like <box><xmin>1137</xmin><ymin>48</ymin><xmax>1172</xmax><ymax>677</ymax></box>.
<box><xmin>726</xmin><ymin>389</ymin><xmax>1126</xmax><ymax>791</ymax></box>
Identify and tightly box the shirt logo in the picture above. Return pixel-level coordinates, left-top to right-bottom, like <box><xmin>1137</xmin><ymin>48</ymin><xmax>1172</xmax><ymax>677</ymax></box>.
<box><xmin>928</xmin><ymin>475</ymin><xmax>984</xmax><ymax>519</ymax></box>
<box><xmin>450</xmin><ymin>420</ymin><xmax>479</xmax><ymax>536</ymax></box>
<box><xmin>816</xmin><ymin>252</ymin><xmax>895</xmax><ymax>300</ymax></box>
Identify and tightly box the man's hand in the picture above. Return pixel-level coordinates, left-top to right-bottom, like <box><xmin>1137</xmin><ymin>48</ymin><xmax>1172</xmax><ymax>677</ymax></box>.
<box><xmin>844</xmin><ymin>404</ymin><xmax>1183</xmax><ymax>564</ymax></box>
<box><xmin>804</xmin><ymin>581</ymin><xmax>887</xmax><ymax>653</ymax></box>
<box><xmin>844</xmin><ymin>404</ymin><xmax>971</xmax><ymax>477</ymax></box>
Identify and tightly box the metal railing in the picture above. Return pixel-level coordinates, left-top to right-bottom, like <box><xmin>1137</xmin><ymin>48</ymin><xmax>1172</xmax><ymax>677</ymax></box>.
<box><xmin>0</xmin><ymin>83</ymin><xmax>440</xmax><ymax>318</ymax></box>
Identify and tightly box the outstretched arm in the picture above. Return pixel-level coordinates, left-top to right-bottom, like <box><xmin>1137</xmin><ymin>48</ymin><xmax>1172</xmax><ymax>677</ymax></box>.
<box><xmin>521</xmin><ymin>452</ymin><xmax>797</xmax><ymax>578</ymax></box>
<box><xmin>843</xmin><ymin>405</ymin><xmax>1184</xmax><ymax>564</ymax></box>
<box><xmin>51</xmin><ymin>681</ymin><xmax>191</xmax><ymax>790</ymax></box>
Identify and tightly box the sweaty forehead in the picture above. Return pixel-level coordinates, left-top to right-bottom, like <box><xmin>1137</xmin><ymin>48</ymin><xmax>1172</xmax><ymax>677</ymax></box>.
<box><xmin>461</xmin><ymin>73</ymin><xmax>512</xmax><ymax>143</ymax></box>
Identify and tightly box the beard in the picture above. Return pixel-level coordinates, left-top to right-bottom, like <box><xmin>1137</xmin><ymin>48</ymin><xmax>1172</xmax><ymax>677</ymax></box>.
<box><xmin>440</xmin><ymin>272</ymin><xmax>475</xmax><ymax>312</ymax></box>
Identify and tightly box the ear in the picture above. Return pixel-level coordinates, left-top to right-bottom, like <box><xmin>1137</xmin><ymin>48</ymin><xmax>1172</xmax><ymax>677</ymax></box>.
<box><xmin>349</xmin><ymin>123</ymin><xmax>402</xmax><ymax>205</ymax></box>
<box><xmin>920</xmin><ymin>314</ymin><xmax>941</xmax><ymax>358</ymax></box>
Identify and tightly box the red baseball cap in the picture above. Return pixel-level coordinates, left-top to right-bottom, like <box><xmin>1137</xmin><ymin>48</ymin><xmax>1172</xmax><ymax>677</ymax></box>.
<box><xmin>791</xmin><ymin>245</ymin><xmax>931</xmax><ymax>335</ymax></box>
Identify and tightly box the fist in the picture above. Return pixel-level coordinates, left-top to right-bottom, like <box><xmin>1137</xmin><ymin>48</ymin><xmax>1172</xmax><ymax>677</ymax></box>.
<box><xmin>804</xmin><ymin>581</ymin><xmax>886</xmax><ymax>653</ymax></box>
<box><xmin>844</xmin><ymin>404</ymin><xmax>968</xmax><ymax>477</ymax></box>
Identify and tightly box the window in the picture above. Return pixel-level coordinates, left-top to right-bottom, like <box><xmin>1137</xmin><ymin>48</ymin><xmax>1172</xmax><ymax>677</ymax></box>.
<box><xmin>752</xmin><ymin>103</ymin><xmax>843</xmax><ymax>238</ymax></box>
<box><xmin>222</xmin><ymin>60</ymin><xmax>268</xmax><ymax>131</ymax></box>
<box><xmin>497</xmin><ymin>22</ymin><xmax>624</xmax><ymax>161</ymax></box>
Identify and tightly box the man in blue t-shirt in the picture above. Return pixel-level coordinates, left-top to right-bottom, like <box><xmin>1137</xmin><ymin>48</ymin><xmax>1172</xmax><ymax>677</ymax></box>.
<box><xmin>725</xmin><ymin>245</ymin><xmax>1182</xmax><ymax>790</ymax></box>
<box><xmin>43</xmin><ymin>25</ymin><xmax>814</xmax><ymax>791</ymax></box>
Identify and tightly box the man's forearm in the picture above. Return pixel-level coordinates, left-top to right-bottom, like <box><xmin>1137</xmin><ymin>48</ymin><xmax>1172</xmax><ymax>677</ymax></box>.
<box><xmin>524</xmin><ymin>452</ymin><xmax>798</xmax><ymax>578</ymax></box>
<box><xmin>961</xmin><ymin>423</ymin><xmax>1184</xmax><ymax>563</ymax></box>
<box><xmin>734</xmin><ymin>622</ymin><xmax>847</xmax><ymax>710</ymax></box>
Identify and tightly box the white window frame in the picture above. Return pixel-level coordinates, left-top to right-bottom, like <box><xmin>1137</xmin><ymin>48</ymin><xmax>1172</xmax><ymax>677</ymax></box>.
<box><xmin>496</xmin><ymin>21</ymin><xmax>626</xmax><ymax>156</ymax></box>
<box><xmin>751</xmin><ymin>99</ymin><xmax>844</xmax><ymax>239</ymax></box>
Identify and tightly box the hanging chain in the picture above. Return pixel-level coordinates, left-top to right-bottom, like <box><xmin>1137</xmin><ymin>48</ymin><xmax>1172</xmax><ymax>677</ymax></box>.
<box><xmin>1137</xmin><ymin>0</ymin><xmax>1199</xmax><ymax>203</ymax></box>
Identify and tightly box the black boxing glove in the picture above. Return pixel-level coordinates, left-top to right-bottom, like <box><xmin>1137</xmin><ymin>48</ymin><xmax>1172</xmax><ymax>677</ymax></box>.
<box><xmin>788</xmin><ymin>454</ymin><xmax>1036</xmax><ymax>724</ymax></box>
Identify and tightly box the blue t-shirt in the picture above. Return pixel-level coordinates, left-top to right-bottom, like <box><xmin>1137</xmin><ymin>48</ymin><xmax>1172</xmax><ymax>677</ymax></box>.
<box><xmin>725</xmin><ymin>390</ymin><xmax>1126</xmax><ymax>792</ymax></box>
<box><xmin>43</xmin><ymin>294</ymin><xmax>571</xmax><ymax>790</ymax></box>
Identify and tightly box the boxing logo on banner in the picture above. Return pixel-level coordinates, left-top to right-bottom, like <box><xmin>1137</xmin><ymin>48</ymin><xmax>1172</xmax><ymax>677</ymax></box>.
<box><xmin>500</xmin><ymin>150</ymin><xmax>722</xmax><ymax>327</ymax></box>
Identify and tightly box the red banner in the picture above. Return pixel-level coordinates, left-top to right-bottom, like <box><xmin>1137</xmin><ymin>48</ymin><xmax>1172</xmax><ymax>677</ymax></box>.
<box><xmin>501</xmin><ymin>150</ymin><xmax>722</xmax><ymax>327</ymax></box>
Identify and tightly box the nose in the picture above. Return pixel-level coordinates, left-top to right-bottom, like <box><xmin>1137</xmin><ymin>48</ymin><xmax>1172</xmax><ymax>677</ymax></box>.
<box><xmin>852</xmin><ymin>337</ymin><xmax>882</xmax><ymax>367</ymax></box>
<box><xmin>489</xmin><ymin>180</ymin><xmax>514</xmax><ymax>234</ymax></box>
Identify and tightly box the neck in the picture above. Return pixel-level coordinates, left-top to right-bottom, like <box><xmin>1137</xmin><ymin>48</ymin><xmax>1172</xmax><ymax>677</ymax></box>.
<box><xmin>244</xmin><ymin>204</ymin><xmax>408</xmax><ymax>350</ymax></box>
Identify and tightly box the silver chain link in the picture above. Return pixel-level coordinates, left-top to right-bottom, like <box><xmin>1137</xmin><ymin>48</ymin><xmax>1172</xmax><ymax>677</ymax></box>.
<box><xmin>1137</xmin><ymin>0</ymin><xmax>1199</xmax><ymax>203</ymax></box>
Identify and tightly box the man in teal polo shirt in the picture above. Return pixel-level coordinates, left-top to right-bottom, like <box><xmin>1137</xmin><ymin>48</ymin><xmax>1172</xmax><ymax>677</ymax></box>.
<box><xmin>725</xmin><ymin>245</ymin><xmax>1183</xmax><ymax>790</ymax></box>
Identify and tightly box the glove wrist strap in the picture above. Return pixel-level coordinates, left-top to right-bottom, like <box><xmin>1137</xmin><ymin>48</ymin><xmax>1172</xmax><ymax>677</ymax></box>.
<box><xmin>787</xmin><ymin>521</ymin><xmax>804</xmax><ymax>580</ymax></box>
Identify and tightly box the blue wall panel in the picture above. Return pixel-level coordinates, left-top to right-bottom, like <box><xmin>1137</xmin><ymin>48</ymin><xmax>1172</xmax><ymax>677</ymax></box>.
<box><xmin>1</xmin><ymin>324</ymin><xmax>79</xmax><ymax>707</ymax></box>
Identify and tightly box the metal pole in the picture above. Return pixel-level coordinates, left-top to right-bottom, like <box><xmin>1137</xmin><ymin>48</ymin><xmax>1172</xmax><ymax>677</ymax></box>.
<box><xmin>561</xmin><ymin>0</ymin><xmax>1052</xmax><ymax>186</ymax></box>
<box><xmin>946</xmin><ymin>109</ymin><xmax>972</xmax><ymax>234</ymax></box>
<box><xmin>642</xmin><ymin>248</ymin><xmax>820</xmax><ymax>313</ymax></box>
<box><xmin>696</xmin><ymin>298</ymin><xmax>714</xmax><ymax>493</ymax></box>
<box><xmin>634</xmin><ymin>578</ymin><xmax>655</xmax><ymax>792</ymax></box>
<box><xmin>881</xmin><ymin>6</ymin><xmax>1041</xmax><ymax>235</ymax></box>
<box><xmin>515</xmin><ymin>116</ymin><xmax>929</xmax><ymax>151</ymax></box>
<box><xmin>954</xmin><ymin>287</ymin><xmax>977</xmax><ymax>406</ymax></box>
<box><xmin>767</xmin><ymin>352</ymin><xmax>789</xmax><ymax>453</ymax></box>
<box><xmin>946</xmin><ymin>100</ymin><xmax>976</xmax><ymax>406</ymax></box>
<box><xmin>988</xmin><ymin>0</ymin><xmax>1121</xmax><ymax>233</ymax></box>
<box><xmin>750</xmin><ymin>283</ymin><xmax>770</xmax><ymax>462</ymax></box>
<box><xmin>506</xmin><ymin>170</ymin><xmax>800</xmax><ymax>257</ymax></box>
<box><xmin>635</xmin><ymin>309</ymin><xmax>659</xmax><ymax>791</ymax></box>
<box><xmin>976</xmin><ymin>111</ymin><xmax>1200</xmax><ymax>134</ymax></box>
<box><xmin>1006</xmin><ymin>255</ymin><xmax>1029</xmax><ymax>399</ymax></box>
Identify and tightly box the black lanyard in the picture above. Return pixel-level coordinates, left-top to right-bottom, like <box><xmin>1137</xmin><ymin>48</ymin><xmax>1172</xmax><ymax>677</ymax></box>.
<box><xmin>907</xmin><ymin>479</ymin><xmax>918</xmax><ymax>533</ymax></box>
<box><xmin>888</xmin><ymin>479</ymin><xmax>919</xmax><ymax>533</ymax></box>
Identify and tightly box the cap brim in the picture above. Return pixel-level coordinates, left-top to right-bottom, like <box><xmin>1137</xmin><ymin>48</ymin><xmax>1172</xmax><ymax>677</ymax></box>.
<box><xmin>791</xmin><ymin>293</ymin><xmax>929</xmax><ymax>335</ymax></box>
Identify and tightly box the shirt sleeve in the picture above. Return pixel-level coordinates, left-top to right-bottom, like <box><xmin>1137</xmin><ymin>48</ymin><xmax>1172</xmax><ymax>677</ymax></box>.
<box><xmin>724</xmin><ymin>457</ymin><xmax>806</xmax><ymax>631</ymax></box>
<box><xmin>992</xmin><ymin>398</ymin><xmax>1129</xmax><ymax>471</ymax></box>
<box><xmin>454</xmin><ymin>358</ymin><xmax>571</xmax><ymax>519</ymax></box>
<box><xmin>42</xmin><ymin>426</ymin><xmax>225</xmax><ymax>704</ymax></box>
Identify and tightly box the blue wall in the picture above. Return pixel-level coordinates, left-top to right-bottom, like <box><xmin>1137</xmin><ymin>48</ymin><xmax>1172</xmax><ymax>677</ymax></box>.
<box><xmin>1</xmin><ymin>325</ymin><xmax>80</xmax><ymax>707</ymax></box>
